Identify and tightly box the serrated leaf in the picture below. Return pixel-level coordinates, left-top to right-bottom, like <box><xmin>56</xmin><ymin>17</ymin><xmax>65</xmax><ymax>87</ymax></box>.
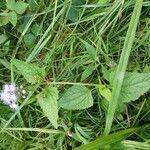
<box><xmin>59</xmin><ymin>85</ymin><xmax>93</xmax><ymax>110</ymax></box>
<box><xmin>37</xmin><ymin>86</ymin><xmax>59</xmax><ymax>128</ymax></box>
<box><xmin>12</xmin><ymin>59</ymin><xmax>45</xmax><ymax>84</ymax></box>
<box><xmin>120</xmin><ymin>73</ymin><xmax>150</xmax><ymax>103</ymax></box>
<box><xmin>80</xmin><ymin>39</ymin><xmax>96</xmax><ymax>60</ymax></box>
<box><xmin>81</xmin><ymin>64</ymin><xmax>95</xmax><ymax>81</ymax></box>
<box><xmin>14</xmin><ymin>1</ymin><xmax>29</xmax><ymax>14</ymax></box>
<box><xmin>8</xmin><ymin>11</ymin><xmax>17</xmax><ymax>27</ymax></box>
<box><xmin>6</xmin><ymin>0</ymin><xmax>15</xmax><ymax>10</ymax></box>
<box><xmin>104</xmin><ymin>70</ymin><xmax>150</xmax><ymax>103</ymax></box>
<box><xmin>0</xmin><ymin>34</ymin><xmax>8</xmax><ymax>45</ymax></box>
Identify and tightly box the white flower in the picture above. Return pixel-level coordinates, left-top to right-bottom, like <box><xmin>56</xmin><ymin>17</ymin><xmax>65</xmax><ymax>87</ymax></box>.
<box><xmin>10</xmin><ymin>103</ymin><xmax>18</xmax><ymax>110</ymax></box>
<box><xmin>21</xmin><ymin>89</ymin><xmax>26</xmax><ymax>94</ymax></box>
<box><xmin>0</xmin><ymin>92</ymin><xmax>10</xmax><ymax>104</ymax></box>
<box><xmin>4</xmin><ymin>84</ymin><xmax>16</xmax><ymax>92</ymax></box>
<box><xmin>0</xmin><ymin>84</ymin><xmax>18</xmax><ymax>110</ymax></box>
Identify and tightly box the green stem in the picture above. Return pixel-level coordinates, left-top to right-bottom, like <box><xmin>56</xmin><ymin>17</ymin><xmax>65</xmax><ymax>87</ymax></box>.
<box><xmin>10</xmin><ymin>62</ymin><xmax>14</xmax><ymax>83</ymax></box>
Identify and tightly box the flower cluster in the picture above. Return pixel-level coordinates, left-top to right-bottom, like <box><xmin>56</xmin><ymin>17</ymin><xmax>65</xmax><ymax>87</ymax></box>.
<box><xmin>0</xmin><ymin>84</ymin><xmax>18</xmax><ymax>109</ymax></box>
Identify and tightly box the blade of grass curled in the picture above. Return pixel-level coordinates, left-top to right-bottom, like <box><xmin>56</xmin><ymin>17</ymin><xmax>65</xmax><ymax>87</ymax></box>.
<box><xmin>104</xmin><ymin>0</ymin><xmax>143</xmax><ymax>135</ymax></box>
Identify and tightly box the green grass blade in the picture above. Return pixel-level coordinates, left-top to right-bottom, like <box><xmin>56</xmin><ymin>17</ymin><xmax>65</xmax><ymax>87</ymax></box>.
<box><xmin>104</xmin><ymin>0</ymin><xmax>143</xmax><ymax>135</ymax></box>
<box><xmin>74</xmin><ymin>127</ymin><xmax>139</xmax><ymax>150</ymax></box>
<box><xmin>0</xmin><ymin>128</ymin><xmax>65</xmax><ymax>134</ymax></box>
<box><xmin>26</xmin><ymin>7</ymin><xmax>64</xmax><ymax>63</ymax></box>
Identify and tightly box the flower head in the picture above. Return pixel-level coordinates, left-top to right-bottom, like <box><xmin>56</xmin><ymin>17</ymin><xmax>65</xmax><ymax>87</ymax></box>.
<box><xmin>4</xmin><ymin>84</ymin><xmax>16</xmax><ymax>92</ymax></box>
<box><xmin>0</xmin><ymin>84</ymin><xmax>18</xmax><ymax>110</ymax></box>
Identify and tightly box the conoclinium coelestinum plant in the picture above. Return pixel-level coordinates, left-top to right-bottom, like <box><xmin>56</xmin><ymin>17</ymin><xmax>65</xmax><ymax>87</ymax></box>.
<box><xmin>0</xmin><ymin>0</ymin><xmax>150</xmax><ymax>149</ymax></box>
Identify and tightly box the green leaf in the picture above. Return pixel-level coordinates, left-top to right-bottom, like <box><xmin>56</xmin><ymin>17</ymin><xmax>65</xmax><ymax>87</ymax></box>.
<box><xmin>6</xmin><ymin>0</ymin><xmax>15</xmax><ymax>10</ymax></box>
<box><xmin>0</xmin><ymin>16</ymin><xmax>9</xmax><ymax>26</ymax></box>
<box><xmin>17</xmin><ymin>22</ymin><xmax>31</xmax><ymax>33</ymax></box>
<box><xmin>59</xmin><ymin>85</ymin><xmax>93</xmax><ymax>110</ymax></box>
<box><xmin>67</xmin><ymin>0</ymin><xmax>85</xmax><ymax>22</ymax></box>
<box><xmin>37</xmin><ymin>86</ymin><xmax>59</xmax><ymax>128</ymax></box>
<box><xmin>14</xmin><ymin>1</ymin><xmax>29</xmax><ymax>14</ymax></box>
<box><xmin>12</xmin><ymin>59</ymin><xmax>45</xmax><ymax>84</ymax></box>
<box><xmin>120</xmin><ymin>73</ymin><xmax>150</xmax><ymax>103</ymax></box>
<box><xmin>74</xmin><ymin>127</ymin><xmax>139</xmax><ymax>150</ymax></box>
<box><xmin>0</xmin><ymin>58</ymin><xmax>11</xmax><ymax>70</ymax></box>
<box><xmin>143</xmin><ymin>65</ymin><xmax>150</xmax><ymax>73</ymax></box>
<box><xmin>0</xmin><ymin>34</ymin><xmax>8</xmax><ymax>45</ymax></box>
<box><xmin>24</xmin><ymin>33</ymin><xmax>36</xmax><ymax>48</ymax></box>
<box><xmin>8</xmin><ymin>11</ymin><xmax>17</xmax><ymax>27</ymax></box>
<box><xmin>80</xmin><ymin>39</ymin><xmax>96</xmax><ymax>60</ymax></box>
<box><xmin>27</xmin><ymin>0</ymin><xmax>39</xmax><ymax>12</ymax></box>
<box><xmin>98</xmin><ymin>85</ymin><xmax>112</xmax><ymax>101</ymax></box>
<box><xmin>81</xmin><ymin>64</ymin><xmax>95</xmax><ymax>81</ymax></box>
<box><xmin>107</xmin><ymin>71</ymin><xmax>150</xmax><ymax>103</ymax></box>
<box><xmin>3</xmin><ymin>40</ymin><xmax>10</xmax><ymax>50</ymax></box>
<box><xmin>67</xmin><ymin>6</ymin><xmax>79</xmax><ymax>22</ymax></box>
<box><xmin>31</xmin><ymin>23</ymin><xmax>41</xmax><ymax>35</ymax></box>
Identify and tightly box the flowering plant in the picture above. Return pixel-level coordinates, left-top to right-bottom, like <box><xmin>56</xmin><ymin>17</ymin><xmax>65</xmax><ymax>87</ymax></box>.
<box><xmin>0</xmin><ymin>84</ymin><xmax>27</xmax><ymax>110</ymax></box>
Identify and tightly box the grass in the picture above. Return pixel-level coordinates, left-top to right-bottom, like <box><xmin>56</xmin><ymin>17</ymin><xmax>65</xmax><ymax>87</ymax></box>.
<box><xmin>0</xmin><ymin>0</ymin><xmax>150</xmax><ymax>150</ymax></box>
<box><xmin>104</xmin><ymin>0</ymin><xmax>143</xmax><ymax>135</ymax></box>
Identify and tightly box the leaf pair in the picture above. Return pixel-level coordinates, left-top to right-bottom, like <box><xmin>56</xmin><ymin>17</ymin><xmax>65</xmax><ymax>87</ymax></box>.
<box><xmin>12</xmin><ymin>59</ymin><xmax>59</xmax><ymax>128</ymax></box>
<box><xmin>12</xmin><ymin>59</ymin><xmax>94</xmax><ymax>128</ymax></box>
<box><xmin>6</xmin><ymin>0</ymin><xmax>28</xmax><ymax>15</ymax></box>
<box><xmin>12</xmin><ymin>59</ymin><xmax>150</xmax><ymax>129</ymax></box>
<box><xmin>0</xmin><ymin>0</ymin><xmax>28</xmax><ymax>27</ymax></box>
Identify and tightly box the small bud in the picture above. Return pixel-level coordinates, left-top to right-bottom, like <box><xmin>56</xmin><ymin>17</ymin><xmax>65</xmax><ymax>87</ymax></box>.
<box><xmin>67</xmin><ymin>131</ymin><xmax>73</xmax><ymax>137</ymax></box>
<box><xmin>22</xmin><ymin>95</ymin><xmax>26</xmax><ymax>99</ymax></box>
<box><xmin>21</xmin><ymin>90</ymin><xmax>26</xmax><ymax>94</ymax></box>
<box><xmin>20</xmin><ymin>85</ymin><xmax>23</xmax><ymax>89</ymax></box>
